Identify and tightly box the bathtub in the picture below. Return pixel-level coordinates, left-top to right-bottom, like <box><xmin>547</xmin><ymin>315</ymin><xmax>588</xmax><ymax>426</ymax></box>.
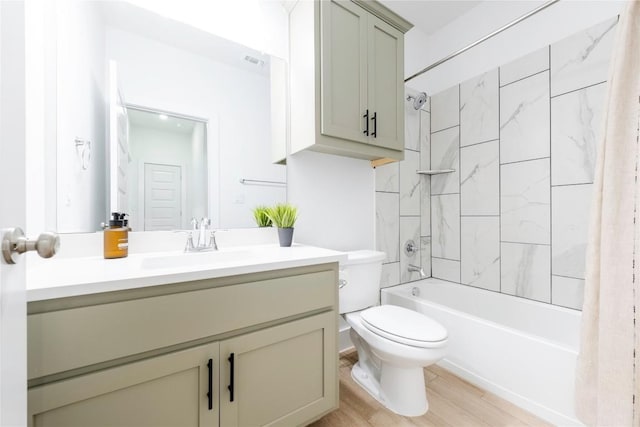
<box><xmin>381</xmin><ymin>278</ymin><xmax>582</xmax><ymax>426</ymax></box>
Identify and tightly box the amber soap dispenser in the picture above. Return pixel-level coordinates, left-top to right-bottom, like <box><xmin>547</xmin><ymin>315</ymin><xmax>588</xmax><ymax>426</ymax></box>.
<box><xmin>104</xmin><ymin>212</ymin><xmax>129</xmax><ymax>259</ymax></box>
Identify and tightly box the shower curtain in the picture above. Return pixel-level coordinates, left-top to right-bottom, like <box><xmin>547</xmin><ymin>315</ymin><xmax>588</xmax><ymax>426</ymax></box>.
<box><xmin>575</xmin><ymin>2</ymin><xmax>640</xmax><ymax>426</ymax></box>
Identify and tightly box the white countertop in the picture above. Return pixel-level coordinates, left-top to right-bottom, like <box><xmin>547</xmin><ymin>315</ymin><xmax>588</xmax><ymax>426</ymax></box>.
<box><xmin>27</xmin><ymin>244</ymin><xmax>346</xmax><ymax>302</ymax></box>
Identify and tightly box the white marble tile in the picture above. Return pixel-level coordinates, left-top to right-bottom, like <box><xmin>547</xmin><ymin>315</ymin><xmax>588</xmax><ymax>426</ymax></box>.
<box><xmin>461</xmin><ymin>217</ymin><xmax>500</xmax><ymax>291</ymax></box>
<box><xmin>405</xmin><ymin>89</ymin><xmax>421</xmax><ymax>151</ymax></box>
<box><xmin>552</xmin><ymin>275</ymin><xmax>584</xmax><ymax>310</ymax></box>
<box><xmin>375</xmin><ymin>161</ymin><xmax>399</xmax><ymax>192</ymax></box>
<box><xmin>551</xmin><ymin>17</ymin><xmax>617</xmax><ymax>96</ymax></box>
<box><xmin>432</xmin><ymin>258</ymin><xmax>460</xmax><ymax>283</ymax></box>
<box><xmin>421</xmin><ymin>176</ymin><xmax>431</xmax><ymax>237</ymax></box>
<box><xmin>500</xmin><ymin>46</ymin><xmax>549</xmax><ymax>87</ymax></box>
<box><xmin>460</xmin><ymin>140</ymin><xmax>499</xmax><ymax>216</ymax></box>
<box><xmin>501</xmin><ymin>242</ymin><xmax>551</xmax><ymax>303</ymax></box>
<box><xmin>431</xmin><ymin>194</ymin><xmax>460</xmax><ymax>260</ymax></box>
<box><xmin>500</xmin><ymin>71</ymin><xmax>550</xmax><ymax>164</ymax></box>
<box><xmin>400</xmin><ymin>216</ymin><xmax>421</xmax><ymax>283</ymax></box>
<box><xmin>552</xmin><ymin>184</ymin><xmax>592</xmax><ymax>279</ymax></box>
<box><xmin>421</xmin><ymin>236</ymin><xmax>432</xmax><ymax>277</ymax></box>
<box><xmin>551</xmin><ymin>83</ymin><xmax>606</xmax><ymax>186</ymax></box>
<box><xmin>501</xmin><ymin>158</ymin><xmax>550</xmax><ymax>245</ymax></box>
<box><xmin>400</xmin><ymin>150</ymin><xmax>420</xmax><ymax>216</ymax></box>
<box><xmin>420</xmin><ymin>110</ymin><xmax>431</xmax><ymax>236</ymax></box>
<box><xmin>430</xmin><ymin>126</ymin><xmax>460</xmax><ymax>195</ymax></box>
<box><xmin>431</xmin><ymin>85</ymin><xmax>459</xmax><ymax>132</ymax></box>
<box><xmin>460</xmin><ymin>69</ymin><xmax>499</xmax><ymax>147</ymax></box>
<box><xmin>380</xmin><ymin>262</ymin><xmax>400</xmax><ymax>289</ymax></box>
<box><xmin>420</xmin><ymin>110</ymin><xmax>431</xmax><ymax>170</ymax></box>
<box><xmin>376</xmin><ymin>192</ymin><xmax>399</xmax><ymax>263</ymax></box>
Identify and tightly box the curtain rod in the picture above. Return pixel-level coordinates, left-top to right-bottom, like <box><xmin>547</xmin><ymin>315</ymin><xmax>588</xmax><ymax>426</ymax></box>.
<box><xmin>404</xmin><ymin>0</ymin><xmax>560</xmax><ymax>83</ymax></box>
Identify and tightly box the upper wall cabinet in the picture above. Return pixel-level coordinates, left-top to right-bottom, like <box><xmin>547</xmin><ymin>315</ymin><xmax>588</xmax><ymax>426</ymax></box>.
<box><xmin>289</xmin><ymin>0</ymin><xmax>412</xmax><ymax>162</ymax></box>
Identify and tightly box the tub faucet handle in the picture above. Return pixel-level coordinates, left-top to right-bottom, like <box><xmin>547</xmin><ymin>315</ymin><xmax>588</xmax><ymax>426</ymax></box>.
<box><xmin>405</xmin><ymin>240</ymin><xmax>418</xmax><ymax>256</ymax></box>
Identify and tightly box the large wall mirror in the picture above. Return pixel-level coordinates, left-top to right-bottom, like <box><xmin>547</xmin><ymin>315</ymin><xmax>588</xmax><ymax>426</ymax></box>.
<box><xmin>45</xmin><ymin>0</ymin><xmax>286</xmax><ymax>233</ymax></box>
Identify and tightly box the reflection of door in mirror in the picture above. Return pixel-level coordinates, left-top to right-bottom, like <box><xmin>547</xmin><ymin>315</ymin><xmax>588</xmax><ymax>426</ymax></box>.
<box><xmin>143</xmin><ymin>163</ymin><xmax>182</xmax><ymax>231</ymax></box>
<box><xmin>127</xmin><ymin>107</ymin><xmax>207</xmax><ymax>231</ymax></box>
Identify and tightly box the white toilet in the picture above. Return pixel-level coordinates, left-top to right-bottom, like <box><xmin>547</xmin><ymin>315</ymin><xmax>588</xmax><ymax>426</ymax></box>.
<box><xmin>340</xmin><ymin>250</ymin><xmax>448</xmax><ymax>417</ymax></box>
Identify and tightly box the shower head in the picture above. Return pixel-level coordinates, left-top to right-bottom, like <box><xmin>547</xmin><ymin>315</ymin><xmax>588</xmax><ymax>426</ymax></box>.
<box><xmin>406</xmin><ymin>92</ymin><xmax>428</xmax><ymax>110</ymax></box>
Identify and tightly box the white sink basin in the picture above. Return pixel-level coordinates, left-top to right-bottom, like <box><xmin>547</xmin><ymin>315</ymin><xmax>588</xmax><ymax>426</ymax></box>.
<box><xmin>141</xmin><ymin>249</ymin><xmax>255</xmax><ymax>269</ymax></box>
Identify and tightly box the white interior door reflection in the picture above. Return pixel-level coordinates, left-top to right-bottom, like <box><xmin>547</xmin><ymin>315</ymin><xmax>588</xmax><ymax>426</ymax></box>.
<box><xmin>127</xmin><ymin>107</ymin><xmax>207</xmax><ymax>231</ymax></box>
<box><xmin>143</xmin><ymin>163</ymin><xmax>183</xmax><ymax>231</ymax></box>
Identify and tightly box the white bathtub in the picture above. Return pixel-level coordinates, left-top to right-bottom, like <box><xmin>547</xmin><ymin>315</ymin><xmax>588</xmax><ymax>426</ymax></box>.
<box><xmin>381</xmin><ymin>278</ymin><xmax>582</xmax><ymax>426</ymax></box>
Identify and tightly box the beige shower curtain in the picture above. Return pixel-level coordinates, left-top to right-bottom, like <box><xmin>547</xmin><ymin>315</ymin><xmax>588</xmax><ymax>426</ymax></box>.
<box><xmin>575</xmin><ymin>2</ymin><xmax>640</xmax><ymax>426</ymax></box>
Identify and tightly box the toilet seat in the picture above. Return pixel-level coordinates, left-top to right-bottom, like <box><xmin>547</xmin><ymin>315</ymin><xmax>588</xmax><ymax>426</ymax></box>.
<box><xmin>360</xmin><ymin>305</ymin><xmax>447</xmax><ymax>348</ymax></box>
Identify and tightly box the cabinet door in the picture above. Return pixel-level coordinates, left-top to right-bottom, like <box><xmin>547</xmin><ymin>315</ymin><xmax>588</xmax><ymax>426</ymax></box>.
<box><xmin>220</xmin><ymin>312</ymin><xmax>337</xmax><ymax>427</ymax></box>
<box><xmin>320</xmin><ymin>0</ymin><xmax>369</xmax><ymax>144</ymax></box>
<box><xmin>28</xmin><ymin>342</ymin><xmax>219</xmax><ymax>427</ymax></box>
<box><xmin>367</xmin><ymin>14</ymin><xmax>404</xmax><ymax>151</ymax></box>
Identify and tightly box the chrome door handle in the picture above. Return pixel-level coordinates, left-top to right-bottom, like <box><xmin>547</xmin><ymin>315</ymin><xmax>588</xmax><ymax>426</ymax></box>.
<box><xmin>2</xmin><ymin>228</ymin><xmax>60</xmax><ymax>264</ymax></box>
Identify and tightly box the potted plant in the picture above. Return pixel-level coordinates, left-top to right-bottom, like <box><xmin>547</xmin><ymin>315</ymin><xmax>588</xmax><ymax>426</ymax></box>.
<box><xmin>252</xmin><ymin>206</ymin><xmax>273</xmax><ymax>227</ymax></box>
<box><xmin>266</xmin><ymin>203</ymin><xmax>298</xmax><ymax>247</ymax></box>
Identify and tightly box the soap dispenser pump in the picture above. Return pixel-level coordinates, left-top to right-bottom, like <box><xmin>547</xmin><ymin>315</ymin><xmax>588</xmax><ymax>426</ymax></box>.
<box><xmin>104</xmin><ymin>212</ymin><xmax>129</xmax><ymax>259</ymax></box>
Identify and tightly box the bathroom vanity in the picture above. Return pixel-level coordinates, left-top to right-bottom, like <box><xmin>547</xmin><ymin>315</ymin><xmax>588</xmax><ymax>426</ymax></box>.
<box><xmin>26</xmin><ymin>244</ymin><xmax>344</xmax><ymax>427</ymax></box>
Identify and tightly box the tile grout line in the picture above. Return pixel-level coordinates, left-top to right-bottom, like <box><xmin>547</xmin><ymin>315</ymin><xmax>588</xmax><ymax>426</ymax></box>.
<box><xmin>459</xmin><ymin>83</ymin><xmax>462</xmax><ymax>285</ymax></box>
<box><xmin>499</xmin><ymin>67</ymin><xmax>550</xmax><ymax>90</ymax></box>
<box><xmin>500</xmin><ymin>155</ymin><xmax>551</xmax><ymax>166</ymax></box>
<box><xmin>501</xmin><ymin>240</ymin><xmax>551</xmax><ymax>246</ymax></box>
<box><xmin>431</xmin><ymin>124</ymin><xmax>460</xmax><ymax>135</ymax></box>
<box><xmin>550</xmin><ymin>79</ymin><xmax>608</xmax><ymax>99</ymax></box>
<box><xmin>430</xmin><ymin>96</ymin><xmax>434</xmax><ymax>279</ymax></box>
<box><xmin>460</xmin><ymin>138</ymin><xmax>500</xmax><ymax>150</ymax></box>
<box><xmin>498</xmin><ymin>66</ymin><xmax>502</xmax><ymax>295</ymax></box>
<box><xmin>549</xmin><ymin>44</ymin><xmax>553</xmax><ymax>304</ymax></box>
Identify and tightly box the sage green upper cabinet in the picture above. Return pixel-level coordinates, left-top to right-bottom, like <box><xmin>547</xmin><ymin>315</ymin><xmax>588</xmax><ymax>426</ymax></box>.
<box><xmin>290</xmin><ymin>0</ymin><xmax>412</xmax><ymax>162</ymax></box>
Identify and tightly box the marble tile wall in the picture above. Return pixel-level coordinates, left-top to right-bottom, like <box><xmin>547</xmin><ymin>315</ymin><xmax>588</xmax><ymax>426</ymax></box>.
<box><xmin>423</xmin><ymin>17</ymin><xmax>618</xmax><ymax>310</ymax></box>
<box><xmin>375</xmin><ymin>88</ymin><xmax>430</xmax><ymax>289</ymax></box>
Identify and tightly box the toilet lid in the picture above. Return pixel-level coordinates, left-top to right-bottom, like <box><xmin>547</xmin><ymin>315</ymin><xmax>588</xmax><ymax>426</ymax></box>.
<box><xmin>360</xmin><ymin>305</ymin><xmax>447</xmax><ymax>347</ymax></box>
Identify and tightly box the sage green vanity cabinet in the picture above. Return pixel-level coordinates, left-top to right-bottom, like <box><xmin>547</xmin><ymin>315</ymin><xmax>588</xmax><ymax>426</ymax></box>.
<box><xmin>27</xmin><ymin>264</ymin><xmax>339</xmax><ymax>427</ymax></box>
<box><xmin>28</xmin><ymin>342</ymin><xmax>220</xmax><ymax>427</ymax></box>
<box><xmin>289</xmin><ymin>0</ymin><xmax>411</xmax><ymax>161</ymax></box>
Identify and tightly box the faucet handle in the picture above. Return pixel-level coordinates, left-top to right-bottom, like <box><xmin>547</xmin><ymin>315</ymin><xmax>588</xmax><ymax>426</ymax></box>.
<box><xmin>209</xmin><ymin>230</ymin><xmax>218</xmax><ymax>251</ymax></box>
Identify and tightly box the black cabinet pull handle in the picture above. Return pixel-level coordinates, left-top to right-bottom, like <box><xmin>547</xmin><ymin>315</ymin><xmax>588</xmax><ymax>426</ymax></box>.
<box><xmin>206</xmin><ymin>358</ymin><xmax>213</xmax><ymax>410</ymax></box>
<box><xmin>227</xmin><ymin>353</ymin><xmax>235</xmax><ymax>402</ymax></box>
<box><xmin>371</xmin><ymin>112</ymin><xmax>377</xmax><ymax>138</ymax></box>
<box><xmin>363</xmin><ymin>109</ymin><xmax>369</xmax><ymax>136</ymax></box>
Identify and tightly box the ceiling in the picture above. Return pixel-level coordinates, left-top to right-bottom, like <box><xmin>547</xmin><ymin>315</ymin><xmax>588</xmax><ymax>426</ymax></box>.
<box><xmin>127</xmin><ymin>108</ymin><xmax>199</xmax><ymax>135</ymax></box>
<box><xmin>379</xmin><ymin>0</ymin><xmax>483</xmax><ymax>36</ymax></box>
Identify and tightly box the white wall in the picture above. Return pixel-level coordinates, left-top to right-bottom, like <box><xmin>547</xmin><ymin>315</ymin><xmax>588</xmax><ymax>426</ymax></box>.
<box><xmin>107</xmin><ymin>28</ymin><xmax>286</xmax><ymax>229</ymax></box>
<box><xmin>190</xmin><ymin>122</ymin><xmax>207</xmax><ymax>220</ymax></box>
<box><xmin>405</xmin><ymin>0</ymin><xmax>626</xmax><ymax>94</ymax></box>
<box><xmin>55</xmin><ymin>0</ymin><xmax>107</xmax><ymax>232</ymax></box>
<box><xmin>125</xmin><ymin>0</ymin><xmax>289</xmax><ymax>59</ymax></box>
<box><xmin>287</xmin><ymin>151</ymin><xmax>375</xmax><ymax>251</ymax></box>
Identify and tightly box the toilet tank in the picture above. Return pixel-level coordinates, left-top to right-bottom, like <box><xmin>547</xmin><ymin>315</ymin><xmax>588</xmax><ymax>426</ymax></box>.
<box><xmin>339</xmin><ymin>250</ymin><xmax>386</xmax><ymax>314</ymax></box>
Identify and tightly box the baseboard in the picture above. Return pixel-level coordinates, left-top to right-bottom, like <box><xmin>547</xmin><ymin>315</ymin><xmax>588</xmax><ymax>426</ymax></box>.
<box><xmin>437</xmin><ymin>359</ymin><xmax>583</xmax><ymax>427</ymax></box>
<box><xmin>339</xmin><ymin>325</ymin><xmax>353</xmax><ymax>353</ymax></box>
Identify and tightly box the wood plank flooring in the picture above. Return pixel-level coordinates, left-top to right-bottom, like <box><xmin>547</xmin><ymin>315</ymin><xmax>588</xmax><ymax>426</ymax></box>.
<box><xmin>309</xmin><ymin>351</ymin><xmax>552</xmax><ymax>427</ymax></box>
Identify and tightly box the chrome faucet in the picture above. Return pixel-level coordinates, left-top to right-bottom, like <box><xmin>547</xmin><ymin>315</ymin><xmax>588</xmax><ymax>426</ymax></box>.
<box><xmin>408</xmin><ymin>264</ymin><xmax>427</xmax><ymax>279</ymax></box>
<box><xmin>180</xmin><ymin>217</ymin><xmax>218</xmax><ymax>252</ymax></box>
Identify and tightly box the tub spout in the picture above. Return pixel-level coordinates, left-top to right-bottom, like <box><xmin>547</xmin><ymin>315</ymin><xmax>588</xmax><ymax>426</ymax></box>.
<box><xmin>408</xmin><ymin>264</ymin><xmax>427</xmax><ymax>279</ymax></box>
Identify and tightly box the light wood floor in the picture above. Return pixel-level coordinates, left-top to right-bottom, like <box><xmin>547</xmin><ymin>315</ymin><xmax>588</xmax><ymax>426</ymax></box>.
<box><xmin>309</xmin><ymin>351</ymin><xmax>553</xmax><ymax>427</ymax></box>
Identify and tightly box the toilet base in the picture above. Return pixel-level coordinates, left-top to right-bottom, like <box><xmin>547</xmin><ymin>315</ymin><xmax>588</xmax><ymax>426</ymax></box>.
<box><xmin>351</xmin><ymin>360</ymin><xmax>429</xmax><ymax>417</ymax></box>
